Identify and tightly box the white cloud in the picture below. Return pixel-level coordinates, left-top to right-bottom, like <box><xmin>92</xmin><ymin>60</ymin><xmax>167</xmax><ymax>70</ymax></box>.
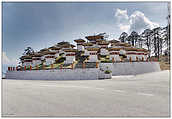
<box><xmin>118</xmin><ymin>24</ymin><xmax>130</xmax><ymax>33</ymax></box>
<box><xmin>115</xmin><ymin>9</ymin><xmax>129</xmax><ymax>23</ymax></box>
<box><xmin>129</xmin><ymin>11</ymin><xmax>159</xmax><ymax>32</ymax></box>
<box><xmin>115</xmin><ymin>9</ymin><xmax>159</xmax><ymax>33</ymax></box>
<box><xmin>3</xmin><ymin>52</ymin><xmax>10</xmax><ymax>64</ymax></box>
<box><xmin>115</xmin><ymin>9</ymin><xmax>130</xmax><ymax>32</ymax></box>
<box><xmin>2</xmin><ymin>52</ymin><xmax>18</xmax><ymax>66</ymax></box>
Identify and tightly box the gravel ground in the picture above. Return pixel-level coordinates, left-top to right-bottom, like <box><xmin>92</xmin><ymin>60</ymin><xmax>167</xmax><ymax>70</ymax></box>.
<box><xmin>2</xmin><ymin>70</ymin><xmax>170</xmax><ymax>117</ymax></box>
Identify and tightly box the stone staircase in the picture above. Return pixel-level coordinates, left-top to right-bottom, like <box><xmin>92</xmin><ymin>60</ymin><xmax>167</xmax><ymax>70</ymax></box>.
<box><xmin>63</xmin><ymin>63</ymin><xmax>72</xmax><ymax>67</ymax></box>
<box><xmin>75</xmin><ymin>51</ymin><xmax>97</xmax><ymax>68</ymax></box>
<box><xmin>78</xmin><ymin>56</ymin><xmax>89</xmax><ymax>63</ymax></box>
<box><xmin>75</xmin><ymin>62</ymin><xmax>97</xmax><ymax>68</ymax></box>
<box><xmin>76</xmin><ymin>51</ymin><xmax>84</xmax><ymax>61</ymax></box>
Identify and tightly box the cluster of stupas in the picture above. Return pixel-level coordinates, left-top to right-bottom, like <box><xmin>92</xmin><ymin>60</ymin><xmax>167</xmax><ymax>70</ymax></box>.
<box><xmin>20</xmin><ymin>41</ymin><xmax>76</xmax><ymax>67</ymax></box>
<box><xmin>19</xmin><ymin>33</ymin><xmax>149</xmax><ymax>69</ymax></box>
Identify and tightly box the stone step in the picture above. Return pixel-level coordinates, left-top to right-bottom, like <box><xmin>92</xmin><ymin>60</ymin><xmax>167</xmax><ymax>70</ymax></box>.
<box><xmin>75</xmin><ymin>62</ymin><xmax>97</xmax><ymax>68</ymax></box>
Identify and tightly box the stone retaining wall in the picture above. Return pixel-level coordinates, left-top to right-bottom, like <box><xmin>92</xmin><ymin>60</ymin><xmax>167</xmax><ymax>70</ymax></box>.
<box><xmin>100</xmin><ymin>62</ymin><xmax>161</xmax><ymax>76</ymax></box>
<box><xmin>6</xmin><ymin>68</ymin><xmax>99</xmax><ymax>80</ymax></box>
<box><xmin>5</xmin><ymin>62</ymin><xmax>161</xmax><ymax>80</ymax></box>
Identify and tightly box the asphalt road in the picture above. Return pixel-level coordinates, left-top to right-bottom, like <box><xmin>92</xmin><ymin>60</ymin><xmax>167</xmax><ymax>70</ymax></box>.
<box><xmin>2</xmin><ymin>70</ymin><xmax>170</xmax><ymax>117</ymax></box>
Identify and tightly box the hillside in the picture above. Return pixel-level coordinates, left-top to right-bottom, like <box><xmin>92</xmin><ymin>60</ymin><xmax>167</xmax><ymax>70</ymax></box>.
<box><xmin>159</xmin><ymin>55</ymin><xmax>170</xmax><ymax>70</ymax></box>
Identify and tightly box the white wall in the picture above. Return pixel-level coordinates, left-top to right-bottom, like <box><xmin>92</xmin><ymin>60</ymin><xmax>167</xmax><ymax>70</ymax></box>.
<box><xmin>84</xmin><ymin>50</ymin><xmax>89</xmax><ymax>56</ymax></box>
<box><xmin>41</xmin><ymin>56</ymin><xmax>45</xmax><ymax>60</ymax></box>
<box><xmin>88</xmin><ymin>55</ymin><xmax>98</xmax><ymax>62</ymax></box>
<box><xmin>32</xmin><ymin>60</ymin><xmax>42</xmax><ymax>67</ymax></box>
<box><xmin>6</xmin><ymin>68</ymin><xmax>99</xmax><ymax>80</ymax></box>
<box><xmin>100</xmin><ymin>48</ymin><xmax>109</xmax><ymax>55</ymax></box>
<box><xmin>59</xmin><ymin>49</ymin><xmax>65</xmax><ymax>54</ymax></box>
<box><xmin>100</xmin><ymin>62</ymin><xmax>161</xmax><ymax>76</ymax></box>
<box><xmin>87</xmin><ymin>51</ymin><xmax>98</xmax><ymax>62</ymax></box>
<box><xmin>111</xmin><ymin>46</ymin><xmax>122</xmax><ymax>48</ymax></box>
<box><xmin>64</xmin><ymin>51</ymin><xmax>76</xmax><ymax>64</ymax></box>
<box><xmin>110</xmin><ymin>55</ymin><xmax>120</xmax><ymax>61</ymax></box>
<box><xmin>144</xmin><ymin>54</ymin><xmax>148</xmax><ymax>61</ymax></box>
<box><xmin>45</xmin><ymin>58</ymin><xmax>55</xmax><ymax>65</ymax></box>
<box><xmin>55</xmin><ymin>53</ymin><xmax>59</xmax><ymax>58</ymax></box>
<box><xmin>126</xmin><ymin>55</ymin><xmax>136</xmax><ymax>61</ymax></box>
<box><xmin>137</xmin><ymin>51</ymin><xmax>144</xmax><ymax>60</ymax></box>
<box><xmin>6</xmin><ymin>62</ymin><xmax>161</xmax><ymax>80</ymax></box>
<box><xmin>77</xmin><ymin>45</ymin><xmax>84</xmax><ymax>51</ymax></box>
<box><xmin>126</xmin><ymin>51</ymin><xmax>136</xmax><ymax>61</ymax></box>
<box><xmin>64</xmin><ymin>56</ymin><xmax>75</xmax><ymax>64</ymax></box>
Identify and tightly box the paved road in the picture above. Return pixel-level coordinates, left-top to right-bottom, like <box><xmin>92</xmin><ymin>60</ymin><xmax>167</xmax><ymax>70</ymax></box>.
<box><xmin>2</xmin><ymin>70</ymin><xmax>170</xmax><ymax>117</ymax></box>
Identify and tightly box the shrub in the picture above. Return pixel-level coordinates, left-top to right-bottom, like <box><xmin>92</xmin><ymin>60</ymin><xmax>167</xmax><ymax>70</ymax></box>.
<box><xmin>59</xmin><ymin>53</ymin><xmax>65</xmax><ymax>56</ymax></box>
<box><xmin>56</xmin><ymin>57</ymin><xmax>66</xmax><ymax>63</ymax></box>
<box><xmin>104</xmin><ymin>70</ymin><xmax>112</xmax><ymax>74</ymax></box>
<box><xmin>101</xmin><ymin>60</ymin><xmax>112</xmax><ymax>63</ymax></box>
<box><xmin>100</xmin><ymin>55</ymin><xmax>107</xmax><ymax>58</ymax></box>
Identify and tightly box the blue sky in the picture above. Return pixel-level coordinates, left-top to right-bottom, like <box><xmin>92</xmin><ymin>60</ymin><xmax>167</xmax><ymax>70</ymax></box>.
<box><xmin>2</xmin><ymin>2</ymin><xmax>169</xmax><ymax>68</ymax></box>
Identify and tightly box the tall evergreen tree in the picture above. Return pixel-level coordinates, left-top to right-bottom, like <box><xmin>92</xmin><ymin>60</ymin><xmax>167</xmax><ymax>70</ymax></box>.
<box><xmin>141</xmin><ymin>29</ymin><xmax>153</xmax><ymax>58</ymax></box>
<box><xmin>23</xmin><ymin>47</ymin><xmax>34</xmax><ymax>56</ymax></box>
<box><xmin>119</xmin><ymin>32</ymin><xmax>128</xmax><ymax>43</ymax></box>
<box><xmin>128</xmin><ymin>31</ymin><xmax>140</xmax><ymax>47</ymax></box>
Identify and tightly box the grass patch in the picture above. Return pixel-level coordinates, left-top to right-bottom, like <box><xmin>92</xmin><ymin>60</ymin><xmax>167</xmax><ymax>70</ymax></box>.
<box><xmin>104</xmin><ymin>70</ymin><xmax>112</xmax><ymax>74</ymax></box>
<box><xmin>55</xmin><ymin>56</ymin><xmax>66</xmax><ymax>64</ymax></box>
<box><xmin>159</xmin><ymin>61</ymin><xmax>170</xmax><ymax>70</ymax></box>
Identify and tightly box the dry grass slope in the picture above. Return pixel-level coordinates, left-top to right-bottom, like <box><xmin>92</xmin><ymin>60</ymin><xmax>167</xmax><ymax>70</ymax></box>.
<box><xmin>159</xmin><ymin>55</ymin><xmax>170</xmax><ymax>70</ymax></box>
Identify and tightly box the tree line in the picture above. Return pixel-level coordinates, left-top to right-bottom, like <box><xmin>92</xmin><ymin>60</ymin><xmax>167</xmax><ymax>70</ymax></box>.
<box><xmin>119</xmin><ymin>25</ymin><xmax>170</xmax><ymax>60</ymax></box>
